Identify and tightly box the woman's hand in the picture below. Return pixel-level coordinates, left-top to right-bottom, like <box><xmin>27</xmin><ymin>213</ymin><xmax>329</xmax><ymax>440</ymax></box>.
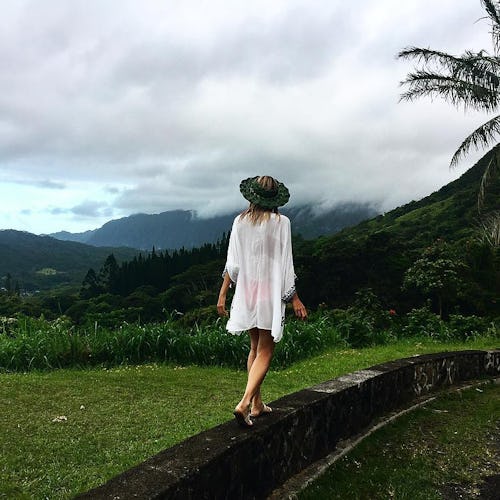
<box><xmin>291</xmin><ymin>295</ymin><xmax>307</xmax><ymax>320</ymax></box>
<box><xmin>217</xmin><ymin>274</ymin><xmax>232</xmax><ymax>317</ymax></box>
<box><xmin>217</xmin><ymin>295</ymin><xmax>229</xmax><ymax>317</ymax></box>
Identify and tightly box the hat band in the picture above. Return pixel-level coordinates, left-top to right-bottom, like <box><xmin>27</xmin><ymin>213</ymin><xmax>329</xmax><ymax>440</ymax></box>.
<box><xmin>252</xmin><ymin>182</ymin><xmax>278</xmax><ymax>198</ymax></box>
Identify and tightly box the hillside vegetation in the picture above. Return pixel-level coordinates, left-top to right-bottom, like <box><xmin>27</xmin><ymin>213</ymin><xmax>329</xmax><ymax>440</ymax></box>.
<box><xmin>0</xmin><ymin>231</ymin><xmax>138</xmax><ymax>291</ymax></box>
<box><xmin>0</xmin><ymin>148</ymin><xmax>498</xmax><ymax>322</ymax></box>
<box><xmin>297</xmin><ymin>148</ymin><xmax>499</xmax><ymax>315</ymax></box>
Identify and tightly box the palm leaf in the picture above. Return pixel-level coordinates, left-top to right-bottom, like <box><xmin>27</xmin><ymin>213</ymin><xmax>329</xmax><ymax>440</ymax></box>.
<box><xmin>478</xmin><ymin>149</ymin><xmax>500</xmax><ymax>211</ymax></box>
<box><xmin>400</xmin><ymin>71</ymin><xmax>499</xmax><ymax>111</ymax></box>
<box><xmin>482</xmin><ymin>0</ymin><xmax>500</xmax><ymax>55</ymax></box>
<box><xmin>398</xmin><ymin>47</ymin><xmax>500</xmax><ymax>81</ymax></box>
<box><xmin>450</xmin><ymin>115</ymin><xmax>500</xmax><ymax>166</ymax></box>
<box><xmin>398</xmin><ymin>1</ymin><xmax>500</xmax><ymax>224</ymax></box>
<box><xmin>398</xmin><ymin>47</ymin><xmax>500</xmax><ymax>110</ymax></box>
<box><xmin>476</xmin><ymin>209</ymin><xmax>500</xmax><ymax>246</ymax></box>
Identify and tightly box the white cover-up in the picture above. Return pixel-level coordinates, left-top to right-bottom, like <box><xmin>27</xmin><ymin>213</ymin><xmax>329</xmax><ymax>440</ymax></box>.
<box><xmin>223</xmin><ymin>213</ymin><xmax>296</xmax><ymax>342</ymax></box>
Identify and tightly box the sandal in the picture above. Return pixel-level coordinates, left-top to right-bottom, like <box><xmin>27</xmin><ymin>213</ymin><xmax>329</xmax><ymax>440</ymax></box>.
<box><xmin>250</xmin><ymin>403</ymin><xmax>272</xmax><ymax>418</ymax></box>
<box><xmin>233</xmin><ymin>405</ymin><xmax>253</xmax><ymax>428</ymax></box>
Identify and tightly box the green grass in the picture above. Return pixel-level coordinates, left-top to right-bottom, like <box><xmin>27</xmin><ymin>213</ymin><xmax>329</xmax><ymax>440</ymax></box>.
<box><xmin>0</xmin><ymin>314</ymin><xmax>347</xmax><ymax>372</ymax></box>
<box><xmin>0</xmin><ymin>335</ymin><xmax>498</xmax><ymax>499</ymax></box>
<box><xmin>299</xmin><ymin>382</ymin><xmax>499</xmax><ymax>500</ymax></box>
<box><xmin>1</xmin><ymin>311</ymin><xmax>496</xmax><ymax>373</ymax></box>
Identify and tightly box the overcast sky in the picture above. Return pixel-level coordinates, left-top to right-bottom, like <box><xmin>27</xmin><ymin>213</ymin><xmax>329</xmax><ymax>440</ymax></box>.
<box><xmin>0</xmin><ymin>0</ymin><xmax>494</xmax><ymax>234</ymax></box>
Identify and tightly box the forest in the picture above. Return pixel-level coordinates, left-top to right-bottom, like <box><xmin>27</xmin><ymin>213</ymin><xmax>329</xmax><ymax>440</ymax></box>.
<box><xmin>0</xmin><ymin>150</ymin><xmax>498</xmax><ymax>374</ymax></box>
<box><xmin>0</xmin><ymin>148</ymin><xmax>498</xmax><ymax>329</ymax></box>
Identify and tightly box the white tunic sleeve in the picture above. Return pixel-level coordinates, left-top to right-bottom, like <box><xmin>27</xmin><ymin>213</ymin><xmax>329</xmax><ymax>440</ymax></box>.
<box><xmin>222</xmin><ymin>217</ymin><xmax>240</xmax><ymax>283</ymax></box>
<box><xmin>280</xmin><ymin>216</ymin><xmax>296</xmax><ymax>302</ymax></box>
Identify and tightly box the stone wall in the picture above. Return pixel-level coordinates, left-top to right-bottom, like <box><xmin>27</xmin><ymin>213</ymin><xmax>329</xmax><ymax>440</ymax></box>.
<box><xmin>76</xmin><ymin>349</ymin><xmax>500</xmax><ymax>499</ymax></box>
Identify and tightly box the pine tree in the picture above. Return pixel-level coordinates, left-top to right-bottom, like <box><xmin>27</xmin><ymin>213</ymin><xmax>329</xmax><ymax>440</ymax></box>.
<box><xmin>80</xmin><ymin>268</ymin><xmax>100</xmax><ymax>299</ymax></box>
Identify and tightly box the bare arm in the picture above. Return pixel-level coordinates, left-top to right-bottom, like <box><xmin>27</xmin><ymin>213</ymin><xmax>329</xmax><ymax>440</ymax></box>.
<box><xmin>217</xmin><ymin>272</ymin><xmax>232</xmax><ymax>317</ymax></box>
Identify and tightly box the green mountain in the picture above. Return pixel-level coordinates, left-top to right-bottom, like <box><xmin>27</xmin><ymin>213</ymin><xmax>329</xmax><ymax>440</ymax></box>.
<box><xmin>50</xmin><ymin>204</ymin><xmax>377</xmax><ymax>250</ymax></box>
<box><xmin>2</xmin><ymin>149</ymin><xmax>497</xmax><ymax>323</ymax></box>
<box><xmin>0</xmin><ymin>231</ymin><xmax>138</xmax><ymax>291</ymax></box>
<box><xmin>329</xmin><ymin>151</ymin><xmax>499</xmax><ymax>245</ymax></box>
<box><xmin>294</xmin><ymin>148</ymin><xmax>499</xmax><ymax>315</ymax></box>
<box><xmin>81</xmin><ymin>148</ymin><xmax>497</xmax><ymax>323</ymax></box>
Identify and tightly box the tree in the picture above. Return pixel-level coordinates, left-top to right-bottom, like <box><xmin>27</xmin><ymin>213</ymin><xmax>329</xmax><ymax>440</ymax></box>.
<box><xmin>398</xmin><ymin>0</ymin><xmax>500</xmax><ymax>227</ymax></box>
<box><xmin>402</xmin><ymin>240</ymin><xmax>466</xmax><ymax>317</ymax></box>
<box><xmin>5</xmin><ymin>273</ymin><xmax>12</xmax><ymax>294</ymax></box>
<box><xmin>80</xmin><ymin>268</ymin><xmax>100</xmax><ymax>299</ymax></box>
<box><xmin>98</xmin><ymin>254</ymin><xmax>119</xmax><ymax>293</ymax></box>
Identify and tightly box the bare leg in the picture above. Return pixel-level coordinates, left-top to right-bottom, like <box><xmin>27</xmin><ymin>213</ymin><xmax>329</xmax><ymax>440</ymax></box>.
<box><xmin>247</xmin><ymin>328</ymin><xmax>259</xmax><ymax>372</ymax></box>
<box><xmin>235</xmin><ymin>329</ymin><xmax>275</xmax><ymax>415</ymax></box>
<box><xmin>247</xmin><ymin>329</ymin><xmax>263</xmax><ymax>411</ymax></box>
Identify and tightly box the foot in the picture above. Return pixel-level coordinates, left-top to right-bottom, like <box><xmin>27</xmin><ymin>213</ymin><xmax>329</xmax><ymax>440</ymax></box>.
<box><xmin>250</xmin><ymin>403</ymin><xmax>272</xmax><ymax>418</ymax></box>
<box><xmin>233</xmin><ymin>404</ymin><xmax>253</xmax><ymax>428</ymax></box>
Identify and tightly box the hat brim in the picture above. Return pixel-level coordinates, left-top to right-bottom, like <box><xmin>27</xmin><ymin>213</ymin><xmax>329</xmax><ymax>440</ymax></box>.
<box><xmin>239</xmin><ymin>177</ymin><xmax>290</xmax><ymax>208</ymax></box>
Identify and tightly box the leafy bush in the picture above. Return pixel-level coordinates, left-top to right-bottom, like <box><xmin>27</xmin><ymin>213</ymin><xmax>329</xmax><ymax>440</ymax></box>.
<box><xmin>327</xmin><ymin>308</ymin><xmax>374</xmax><ymax>348</ymax></box>
<box><xmin>401</xmin><ymin>306</ymin><xmax>498</xmax><ymax>341</ymax></box>
<box><xmin>446</xmin><ymin>314</ymin><xmax>492</xmax><ymax>340</ymax></box>
<box><xmin>321</xmin><ymin>290</ymin><xmax>397</xmax><ymax>348</ymax></box>
<box><xmin>175</xmin><ymin>306</ymin><xmax>220</xmax><ymax>328</ymax></box>
<box><xmin>402</xmin><ymin>305</ymin><xmax>449</xmax><ymax>339</ymax></box>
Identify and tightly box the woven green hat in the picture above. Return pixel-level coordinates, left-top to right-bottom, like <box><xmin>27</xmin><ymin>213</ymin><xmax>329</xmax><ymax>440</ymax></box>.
<box><xmin>239</xmin><ymin>176</ymin><xmax>290</xmax><ymax>208</ymax></box>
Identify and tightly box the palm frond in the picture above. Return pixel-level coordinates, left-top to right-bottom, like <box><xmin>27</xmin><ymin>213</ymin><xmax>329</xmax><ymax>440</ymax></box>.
<box><xmin>450</xmin><ymin>115</ymin><xmax>500</xmax><ymax>166</ymax></box>
<box><xmin>398</xmin><ymin>47</ymin><xmax>500</xmax><ymax>72</ymax></box>
<box><xmin>478</xmin><ymin>149</ymin><xmax>500</xmax><ymax>211</ymax></box>
<box><xmin>398</xmin><ymin>47</ymin><xmax>500</xmax><ymax>110</ymax></box>
<box><xmin>400</xmin><ymin>71</ymin><xmax>499</xmax><ymax>111</ymax></box>
<box><xmin>398</xmin><ymin>46</ymin><xmax>463</xmax><ymax>64</ymax></box>
<box><xmin>399</xmin><ymin>47</ymin><xmax>500</xmax><ymax>86</ymax></box>
<box><xmin>476</xmin><ymin>209</ymin><xmax>500</xmax><ymax>246</ymax></box>
<box><xmin>482</xmin><ymin>0</ymin><xmax>500</xmax><ymax>55</ymax></box>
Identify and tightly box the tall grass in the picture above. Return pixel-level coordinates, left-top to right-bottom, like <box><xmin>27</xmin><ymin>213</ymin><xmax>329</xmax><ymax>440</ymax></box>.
<box><xmin>0</xmin><ymin>314</ymin><xmax>346</xmax><ymax>372</ymax></box>
<box><xmin>0</xmin><ymin>309</ymin><xmax>497</xmax><ymax>372</ymax></box>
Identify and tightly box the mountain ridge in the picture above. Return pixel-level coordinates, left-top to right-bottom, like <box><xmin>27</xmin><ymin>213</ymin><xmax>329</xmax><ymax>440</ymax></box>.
<box><xmin>49</xmin><ymin>203</ymin><xmax>378</xmax><ymax>250</ymax></box>
<box><xmin>0</xmin><ymin>230</ymin><xmax>138</xmax><ymax>291</ymax></box>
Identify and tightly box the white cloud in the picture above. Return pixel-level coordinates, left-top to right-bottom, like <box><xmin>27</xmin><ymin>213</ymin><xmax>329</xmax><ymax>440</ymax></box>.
<box><xmin>0</xmin><ymin>0</ymin><xmax>494</xmax><ymax>233</ymax></box>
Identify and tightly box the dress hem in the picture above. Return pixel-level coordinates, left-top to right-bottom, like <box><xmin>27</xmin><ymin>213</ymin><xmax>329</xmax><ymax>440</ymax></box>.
<box><xmin>227</xmin><ymin>326</ymin><xmax>281</xmax><ymax>342</ymax></box>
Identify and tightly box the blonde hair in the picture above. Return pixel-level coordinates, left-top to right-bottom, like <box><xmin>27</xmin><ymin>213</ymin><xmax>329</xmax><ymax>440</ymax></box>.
<box><xmin>240</xmin><ymin>176</ymin><xmax>280</xmax><ymax>224</ymax></box>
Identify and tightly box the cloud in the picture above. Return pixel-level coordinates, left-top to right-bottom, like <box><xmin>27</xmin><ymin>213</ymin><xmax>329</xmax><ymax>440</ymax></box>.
<box><xmin>48</xmin><ymin>207</ymin><xmax>67</xmax><ymax>215</ymax></box>
<box><xmin>104</xmin><ymin>185</ymin><xmax>121</xmax><ymax>194</ymax></box>
<box><xmin>11</xmin><ymin>179</ymin><xmax>66</xmax><ymax>189</ymax></box>
<box><xmin>0</xmin><ymin>0</ymin><xmax>494</xmax><ymax>233</ymax></box>
<box><xmin>70</xmin><ymin>201</ymin><xmax>113</xmax><ymax>218</ymax></box>
<box><xmin>47</xmin><ymin>200</ymin><xmax>113</xmax><ymax>218</ymax></box>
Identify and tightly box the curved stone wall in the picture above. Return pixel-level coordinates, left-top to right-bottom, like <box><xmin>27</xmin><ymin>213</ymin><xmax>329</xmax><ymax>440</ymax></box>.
<box><xmin>76</xmin><ymin>349</ymin><xmax>499</xmax><ymax>499</ymax></box>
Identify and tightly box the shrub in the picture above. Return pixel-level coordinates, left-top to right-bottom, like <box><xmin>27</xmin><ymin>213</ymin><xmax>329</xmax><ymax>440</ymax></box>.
<box><xmin>402</xmin><ymin>305</ymin><xmax>449</xmax><ymax>339</ymax></box>
<box><xmin>175</xmin><ymin>306</ymin><xmax>220</xmax><ymax>328</ymax></box>
<box><xmin>320</xmin><ymin>290</ymin><xmax>396</xmax><ymax>348</ymax></box>
<box><xmin>328</xmin><ymin>308</ymin><xmax>374</xmax><ymax>348</ymax></box>
<box><xmin>446</xmin><ymin>314</ymin><xmax>491</xmax><ymax>340</ymax></box>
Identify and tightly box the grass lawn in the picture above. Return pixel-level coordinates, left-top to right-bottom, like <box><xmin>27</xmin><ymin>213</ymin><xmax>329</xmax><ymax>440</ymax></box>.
<box><xmin>299</xmin><ymin>382</ymin><xmax>499</xmax><ymax>500</ymax></box>
<box><xmin>0</xmin><ymin>335</ymin><xmax>498</xmax><ymax>499</ymax></box>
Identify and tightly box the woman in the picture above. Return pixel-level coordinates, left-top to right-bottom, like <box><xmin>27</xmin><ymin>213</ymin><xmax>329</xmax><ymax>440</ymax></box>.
<box><xmin>217</xmin><ymin>175</ymin><xmax>307</xmax><ymax>428</ymax></box>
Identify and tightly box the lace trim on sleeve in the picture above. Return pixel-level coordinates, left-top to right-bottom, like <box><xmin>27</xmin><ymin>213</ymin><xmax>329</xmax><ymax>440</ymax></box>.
<box><xmin>282</xmin><ymin>273</ymin><xmax>297</xmax><ymax>302</ymax></box>
<box><xmin>282</xmin><ymin>284</ymin><xmax>296</xmax><ymax>303</ymax></box>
